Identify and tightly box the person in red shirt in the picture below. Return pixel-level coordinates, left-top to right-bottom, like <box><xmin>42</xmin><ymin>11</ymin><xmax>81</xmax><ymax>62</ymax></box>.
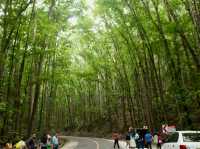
<box><xmin>112</xmin><ymin>130</ymin><xmax>120</xmax><ymax>149</ymax></box>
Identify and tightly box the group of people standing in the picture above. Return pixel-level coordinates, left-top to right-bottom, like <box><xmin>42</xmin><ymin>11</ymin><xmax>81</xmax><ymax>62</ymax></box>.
<box><xmin>125</xmin><ymin>127</ymin><xmax>154</xmax><ymax>149</ymax></box>
<box><xmin>112</xmin><ymin>126</ymin><xmax>162</xmax><ymax>149</ymax></box>
<box><xmin>38</xmin><ymin>133</ymin><xmax>59</xmax><ymax>149</ymax></box>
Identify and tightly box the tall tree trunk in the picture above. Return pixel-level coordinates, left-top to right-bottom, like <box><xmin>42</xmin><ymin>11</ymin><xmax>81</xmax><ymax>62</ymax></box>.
<box><xmin>27</xmin><ymin>54</ymin><xmax>43</xmax><ymax>137</ymax></box>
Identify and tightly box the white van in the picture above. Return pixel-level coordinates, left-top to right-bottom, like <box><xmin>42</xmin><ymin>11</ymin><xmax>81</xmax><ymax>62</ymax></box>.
<box><xmin>162</xmin><ymin>131</ymin><xmax>200</xmax><ymax>149</ymax></box>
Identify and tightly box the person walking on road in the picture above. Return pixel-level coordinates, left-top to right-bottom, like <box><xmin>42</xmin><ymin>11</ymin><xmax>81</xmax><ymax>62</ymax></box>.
<box><xmin>112</xmin><ymin>130</ymin><xmax>120</xmax><ymax>149</ymax></box>
<box><xmin>145</xmin><ymin>130</ymin><xmax>153</xmax><ymax>149</ymax></box>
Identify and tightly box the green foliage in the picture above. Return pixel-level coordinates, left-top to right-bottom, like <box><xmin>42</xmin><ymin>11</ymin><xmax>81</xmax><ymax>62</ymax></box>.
<box><xmin>0</xmin><ymin>102</ymin><xmax>6</xmax><ymax>112</ymax></box>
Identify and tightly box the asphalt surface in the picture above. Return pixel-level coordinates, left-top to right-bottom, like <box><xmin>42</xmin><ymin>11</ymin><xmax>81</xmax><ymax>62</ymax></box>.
<box><xmin>61</xmin><ymin>136</ymin><xmax>126</xmax><ymax>149</ymax></box>
<box><xmin>61</xmin><ymin>136</ymin><xmax>157</xmax><ymax>149</ymax></box>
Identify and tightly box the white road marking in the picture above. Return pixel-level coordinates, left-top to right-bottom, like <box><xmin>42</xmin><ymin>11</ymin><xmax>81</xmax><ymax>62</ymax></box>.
<box><xmin>83</xmin><ymin>138</ymin><xmax>100</xmax><ymax>149</ymax></box>
<box><xmin>92</xmin><ymin>140</ymin><xmax>100</xmax><ymax>149</ymax></box>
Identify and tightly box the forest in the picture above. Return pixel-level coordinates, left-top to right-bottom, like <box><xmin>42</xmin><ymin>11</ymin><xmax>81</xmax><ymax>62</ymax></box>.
<box><xmin>0</xmin><ymin>0</ymin><xmax>200</xmax><ymax>141</ymax></box>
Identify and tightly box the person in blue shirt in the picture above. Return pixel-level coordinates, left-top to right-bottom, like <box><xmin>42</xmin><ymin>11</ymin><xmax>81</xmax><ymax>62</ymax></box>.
<box><xmin>145</xmin><ymin>130</ymin><xmax>152</xmax><ymax>149</ymax></box>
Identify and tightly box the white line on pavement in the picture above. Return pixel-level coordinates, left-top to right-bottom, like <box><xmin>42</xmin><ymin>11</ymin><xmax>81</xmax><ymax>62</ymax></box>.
<box><xmin>91</xmin><ymin>140</ymin><xmax>100</xmax><ymax>149</ymax></box>
<box><xmin>83</xmin><ymin>138</ymin><xmax>100</xmax><ymax>149</ymax></box>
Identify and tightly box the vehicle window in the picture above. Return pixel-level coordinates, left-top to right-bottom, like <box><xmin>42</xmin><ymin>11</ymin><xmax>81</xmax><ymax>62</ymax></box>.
<box><xmin>182</xmin><ymin>133</ymin><xmax>200</xmax><ymax>142</ymax></box>
<box><xmin>165</xmin><ymin>132</ymin><xmax>179</xmax><ymax>143</ymax></box>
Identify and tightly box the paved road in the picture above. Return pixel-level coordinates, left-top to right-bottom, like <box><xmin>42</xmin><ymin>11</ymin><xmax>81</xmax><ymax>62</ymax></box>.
<box><xmin>61</xmin><ymin>136</ymin><xmax>157</xmax><ymax>149</ymax></box>
<box><xmin>61</xmin><ymin>136</ymin><xmax>126</xmax><ymax>149</ymax></box>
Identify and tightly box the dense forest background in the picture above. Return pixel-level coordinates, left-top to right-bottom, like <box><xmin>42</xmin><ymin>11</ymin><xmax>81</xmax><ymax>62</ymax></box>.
<box><xmin>0</xmin><ymin>0</ymin><xmax>200</xmax><ymax>141</ymax></box>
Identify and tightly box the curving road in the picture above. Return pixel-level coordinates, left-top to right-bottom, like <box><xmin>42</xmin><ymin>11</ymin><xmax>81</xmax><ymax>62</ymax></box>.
<box><xmin>61</xmin><ymin>136</ymin><xmax>126</xmax><ymax>149</ymax></box>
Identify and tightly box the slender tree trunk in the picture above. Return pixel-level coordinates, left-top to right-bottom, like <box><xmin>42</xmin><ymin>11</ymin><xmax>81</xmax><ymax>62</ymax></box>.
<box><xmin>27</xmin><ymin>54</ymin><xmax>44</xmax><ymax>137</ymax></box>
